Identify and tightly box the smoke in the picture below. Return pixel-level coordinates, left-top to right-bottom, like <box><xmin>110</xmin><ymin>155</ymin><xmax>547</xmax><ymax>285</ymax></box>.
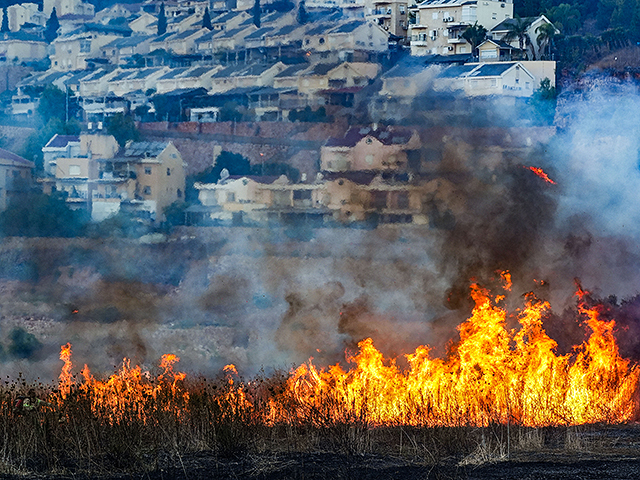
<box><xmin>5</xmin><ymin>80</ymin><xmax>640</xmax><ymax>382</ymax></box>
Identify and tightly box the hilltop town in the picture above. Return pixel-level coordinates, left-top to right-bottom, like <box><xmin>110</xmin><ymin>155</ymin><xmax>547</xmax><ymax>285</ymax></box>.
<box><xmin>0</xmin><ymin>0</ymin><xmax>634</xmax><ymax>230</ymax></box>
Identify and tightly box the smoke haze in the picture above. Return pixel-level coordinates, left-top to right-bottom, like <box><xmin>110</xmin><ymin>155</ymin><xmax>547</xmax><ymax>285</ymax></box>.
<box><xmin>3</xmin><ymin>82</ymin><xmax>640</xmax><ymax>381</ymax></box>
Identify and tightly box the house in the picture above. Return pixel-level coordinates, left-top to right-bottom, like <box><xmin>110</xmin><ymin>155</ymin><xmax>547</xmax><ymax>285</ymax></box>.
<box><xmin>44</xmin><ymin>0</ymin><xmax>95</xmax><ymax>18</ymax></box>
<box><xmin>370</xmin><ymin>56</ymin><xmax>439</xmax><ymax>120</ymax></box>
<box><xmin>128</xmin><ymin>12</ymin><xmax>158</xmax><ymax>34</ymax></box>
<box><xmin>0</xmin><ymin>149</ymin><xmax>34</xmax><ymax>211</ymax></box>
<box><xmin>194</xmin><ymin>24</ymin><xmax>256</xmax><ymax>57</ymax></box>
<box><xmin>195</xmin><ymin>174</ymin><xmax>329</xmax><ymax>224</ymax></box>
<box><xmin>99</xmin><ymin>35</ymin><xmax>154</xmax><ymax>65</ymax></box>
<box><xmin>94</xmin><ymin>141</ymin><xmax>186</xmax><ymax>222</ymax></box>
<box><xmin>50</xmin><ymin>23</ymin><xmax>131</xmax><ymax>71</ymax></box>
<box><xmin>409</xmin><ymin>0</ymin><xmax>514</xmax><ymax>56</ymax></box>
<box><xmin>154</xmin><ymin>65</ymin><xmax>221</xmax><ymax>94</ymax></box>
<box><xmin>321</xmin><ymin>124</ymin><xmax>421</xmax><ymax>173</ymax></box>
<box><xmin>42</xmin><ymin>134</ymin><xmax>81</xmax><ymax>176</ymax></box>
<box><xmin>489</xmin><ymin>15</ymin><xmax>558</xmax><ymax>60</ymax></box>
<box><xmin>324</xmin><ymin>175</ymin><xmax>428</xmax><ymax>224</ymax></box>
<box><xmin>434</xmin><ymin>61</ymin><xmax>537</xmax><ymax>97</ymax></box>
<box><xmin>2</xmin><ymin>4</ymin><xmax>46</xmax><ymax>32</ymax></box>
<box><xmin>42</xmin><ymin>134</ymin><xmax>186</xmax><ymax>222</ymax></box>
<box><xmin>0</xmin><ymin>32</ymin><xmax>48</xmax><ymax>63</ymax></box>
<box><xmin>476</xmin><ymin>38</ymin><xmax>519</xmax><ymax>62</ymax></box>
<box><xmin>106</xmin><ymin>67</ymin><xmax>169</xmax><ymax>96</ymax></box>
<box><xmin>94</xmin><ymin>3</ymin><xmax>142</xmax><ymax>24</ymax></box>
<box><xmin>209</xmin><ymin>62</ymin><xmax>286</xmax><ymax>93</ymax></box>
<box><xmin>303</xmin><ymin>20</ymin><xmax>389</xmax><ymax>61</ymax></box>
<box><xmin>365</xmin><ymin>0</ymin><xmax>409</xmax><ymax>39</ymax></box>
<box><xmin>10</xmin><ymin>87</ymin><xmax>39</xmax><ymax>118</ymax></box>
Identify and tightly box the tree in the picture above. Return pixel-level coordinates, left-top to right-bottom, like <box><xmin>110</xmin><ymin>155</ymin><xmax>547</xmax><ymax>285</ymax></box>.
<box><xmin>0</xmin><ymin>191</ymin><xmax>88</xmax><ymax>237</ymax></box>
<box><xmin>546</xmin><ymin>3</ymin><xmax>581</xmax><ymax>35</ymax></box>
<box><xmin>503</xmin><ymin>15</ymin><xmax>533</xmax><ymax>59</ymax></box>
<box><xmin>252</xmin><ymin>0</ymin><xmax>261</xmax><ymax>27</ymax></box>
<box><xmin>1</xmin><ymin>8</ymin><xmax>9</xmax><ymax>33</ymax></box>
<box><xmin>44</xmin><ymin>7</ymin><xmax>59</xmax><ymax>43</ymax></box>
<box><xmin>37</xmin><ymin>84</ymin><xmax>66</xmax><ymax>124</ymax></box>
<box><xmin>203</xmin><ymin>7</ymin><xmax>212</xmax><ymax>30</ymax></box>
<box><xmin>536</xmin><ymin>22</ymin><xmax>558</xmax><ymax>58</ymax></box>
<box><xmin>296</xmin><ymin>0</ymin><xmax>308</xmax><ymax>24</ymax></box>
<box><xmin>461</xmin><ymin>22</ymin><xmax>488</xmax><ymax>56</ymax></box>
<box><xmin>106</xmin><ymin>113</ymin><xmax>140</xmax><ymax>147</ymax></box>
<box><xmin>157</xmin><ymin>2</ymin><xmax>167</xmax><ymax>36</ymax></box>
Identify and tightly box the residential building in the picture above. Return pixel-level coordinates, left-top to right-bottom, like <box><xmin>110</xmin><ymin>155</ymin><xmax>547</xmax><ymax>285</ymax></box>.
<box><xmin>365</xmin><ymin>0</ymin><xmax>409</xmax><ymax>39</ymax></box>
<box><xmin>3</xmin><ymin>4</ymin><xmax>46</xmax><ymax>32</ymax></box>
<box><xmin>42</xmin><ymin>134</ymin><xmax>81</xmax><ymax>176</ymax></box>
<box><xmin>433</xmin><ymin>61</ymin><xmax>537</xmax><ymax>97</ymax></box>
<box><xmin>409</xmin><ymin>0</ymin><xmax>514</xmax><ymax>56</ymax></box>
<box><xmin>50</xmin><ymin>24</ymin><xmax>132</xmax><ymax>71</ymax></box>
<box><xmin>321</xmin><ymin>124</ymin><xmax>420</xmax><ymax>173</ymax></box>
<box><xmin>106</xmin><ymin>67</ymin><xmax>169</xmax><ymax>96</ymax></box>
<box><xmin>0</xmin><ymin>32</ymin><xmax>48</xmax><ymax>63</ymax></box>
<box><xmin>44</xmin><ymin>0</ymin><xmax>95</xmax><ymax>18</ymax></box>
<box><xmin>42</xmin><ymin>134</ymin><xmax>186</xmax><ymax>222</ymax></box>
<box><xmin>303</xmin><ymin>20</ymin><xmax>389</xmax><ymax>61</ymax></box>
<box><xmin>0</xmin><ymin>149</ymin><xmax>34</xmax><ymax>211</ymax></box>
<box><xmin>99</xmin><ymin>35</ymin><xmax>154</xmax><ymax>66</ymax></box>
<box><xmin>154</xmin><ymin>65</ymin><xmax>221</xmax><ymax>94</ymax></box>
<box><xmin>489</xmin><ymin>15</ymin><xmax>557</xmax><ymax>60</ymax></box>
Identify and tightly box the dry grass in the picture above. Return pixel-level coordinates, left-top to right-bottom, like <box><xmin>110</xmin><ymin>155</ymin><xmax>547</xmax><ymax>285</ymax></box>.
<box><xmin>0</xmin><ymin>380</ymin><xmax>625</xmax><ymax>478</ymax></box>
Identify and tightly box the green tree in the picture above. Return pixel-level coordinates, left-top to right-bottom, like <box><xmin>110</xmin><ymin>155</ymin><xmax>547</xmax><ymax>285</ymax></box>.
<box><xmin>503</xmin><ymin>15</ymin><xmax>533</xmax><ymax>59</ymax></box>
<box><xmin>106</xmin><ymin>112</ymin><xmax>140</xmax><ymax>147</ymax></box>
<box><xmin>192</xmin><ymin>151</ymin><xmax>252</xmax><ymax>185</ymax></box>
<box><xmin>1</xmin><ymin>8</ymin><xmax>9</xmax><ymax>33</ymax></box>
<box><xmin>37</xmin><ymin>84</ymin><xmax>66</xmax><ymax>124</ymax></box>
<box><xmin>157</xmin><ymin>2</ymin><xmax>167</xmax><ymax>35</ymax></box>
<box><xmin>252</xmin><ymin>0</ymin><xmax>261</xmax><ymax>27</ymax></box>
<box><xmin>536</xmin><ymin>22</ymin><xmax>558</xmax><ymax>58</ymax></box>
<box><xmin>20</xmin><ymin>117</ymin><xmax>80</xmax><ymax>173</ymax></box>
<box><xmin>44</xmin><ymin>7</ymin><xmax>59</xmax><ymax>43</ymax></box>
<box><xmin>0</xmin><ymin>191</ymin><xmax>88</xmax><ymax>237</ymax></box>
<box><xmin>297</xmin><ymin>0</ymin><xmax>308</xmax><ymax>24</ymax></box>
<box><xmin>461</xmin><ymin>22</ymin><xmax>488</xmax><ymax>56</ymax></box>
<box><xmin>203</xmin><ymin>7</ymin><xmax>212</xmax><ymax>29</ymax></box>
<box><xmin>546</xmin><ymin>3</ymin><xmax>581</xmax><ymax>35</ymax></box>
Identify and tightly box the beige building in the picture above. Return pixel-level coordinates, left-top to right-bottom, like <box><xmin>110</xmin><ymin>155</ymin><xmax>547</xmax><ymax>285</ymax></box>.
<box><xmin>50</xmin><ymin>29</ymin><xmax>124</xmax><ymax>71</ymax></box>
<box><xmin>44</xmin><ymin>0</ymin><xmax>94</xmax><ymax>18</ymax></box>
<box><xmin>321</xmin><ymin>125</ymin><xmax>420</xmax><ymax>172</ymax></box>
<box><xmin>366</xmin><ymin>0</ymin><xmax>409</xmax><ymax>39</ymax></box>
<box><xmin>303</xmin><ymin>20</ymin><xmax>389</xmax><ymax>59</ymax></box>
<box><xmin>43</xmin><ymin>135</ymin><xmax>186</xmax><ymax>222</ymax></box>
<box><xmin>434</xmin><ymin>61</ymin><xmax>554</xmax><ymax>96</ymax></box>
<box><xmin>0</xmin><ymin>149</ymin><xmax>33</xmax><ymax>211</ymax></box>
<box><xmin>0</xmin><ymin>32</ymin><xmax>48</xmax><ymax>62</ymax></box>
<box><xmin>409</xmin><ymin>0</ymin><xmax>514</xmax><ymax>56</ymax></box>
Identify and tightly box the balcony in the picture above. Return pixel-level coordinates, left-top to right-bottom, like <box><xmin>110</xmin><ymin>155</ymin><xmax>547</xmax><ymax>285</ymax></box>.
<box><xmin>447</xmin><ymin>37</ymin><xmax>466</xmax><ymax>44</ymax></box>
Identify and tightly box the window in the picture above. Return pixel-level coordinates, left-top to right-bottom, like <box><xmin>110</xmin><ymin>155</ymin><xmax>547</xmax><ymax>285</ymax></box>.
<box><xmin>432</xmin><ymin>12</ymin><xmax>438</xmax><ymax>19</ymax></box>
<box><xmin>365</xmin><ymin>154</ymin><xmax>374</xmax><ymax>165</ymax></box>
<box><xmin>177</xmin><ymin>189</ymin><xmax>182</xmax><ymax>198</ymax></box>
<box><xmin>143</xmin><ymin>186</ymin><xmax>151</xmax><ymax>195</ymax></box>
<box><xmin>399</xmin><ymin>5</ymin><xmax>405</xmax><ymax>14</ymax></box>
<box><xmin>69</xmin><ymin>165</ymin><xmax>81</xmax><ymax>176</ymax></box>
<box><xmin>227</xmin><ymin>192</ymin><xmax>235</xmax><ymax>202</ymax></box>
<box><xmin>145</xmin><ymin>167</ymin><xmax>152</xmax><ymax>174</ymax></box>
<box><xmin>167</xmin><ymin>167</ymin><xmax>171</xmax><ymax>176</ymax></box>
<box><xmin>319</xmin><ymin>37</ymin><xmax>325</xmax><ymax>44</ymax></box>
<box><xmin>80</xmin><ymin>40</ymin><xmax>91</xmax><ymax>53</ymax></box>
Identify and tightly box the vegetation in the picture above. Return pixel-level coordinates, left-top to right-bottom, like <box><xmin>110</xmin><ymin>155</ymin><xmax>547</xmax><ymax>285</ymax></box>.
<box><xmin>157</xmin><ymin>2</ymin><xmax>167</xmax><ymax>36</ymax></box>
<box><xmin>0</xmin><ymin>192</ymin><xmax>88</xmax><ymax>238</ymax></box>
<box><xmin>252</xmin><ymin>0</ymin><xmax>261</xmax><ymax>27</ymax></box>
<box><xmin>202</xmin><ymin>6</ymin><xmax>212</xmax><ymax>30</ymax></box>
<box><xmin>296</xmin><ymin>0</ymin><xmax>308</xmax><ymax>24</ymax></box>
<box><xmin>44</xmin><ymin>7</ymin><xmax>59</xmax><ymax>43</ymax></box>
<box><xmin>461</xmin><ymin>22</ymin><xmax>488</xmax><ymax>55</ymax></box>
<box><xmin>105</xmin><ymin>112</ymin><xmax>140</xmax><ymax>147</ymax></box>
<box><xmin>1</xmin><ymin>8</ymin><xmax>9</xmax><ymax>33</ymax></box>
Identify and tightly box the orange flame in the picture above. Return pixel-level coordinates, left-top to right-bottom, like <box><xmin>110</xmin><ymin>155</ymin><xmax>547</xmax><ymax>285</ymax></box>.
<box><xmin>59</xmin><ymin>343</ymin><xmax>73</xmax><ymax>398</ymax></box>
<box><xmin>56</xmin><ymin>285</ymin><xmax>639</xmax><ymax>428</ymax></box>
<box><xmin>277</xmin><ymin>286</ymin><xmax>639</xmax><ymax>427</ymax></box>
<box><xmin>527</xmin><ymin>166</ymin><xmax>556</xmax><ymax>184</ymax></box>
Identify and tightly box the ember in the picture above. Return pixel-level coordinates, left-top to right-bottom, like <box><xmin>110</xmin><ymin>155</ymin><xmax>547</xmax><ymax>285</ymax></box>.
<box><xmin>527</xmin><ymin>166</ymin><xmax>557</xmax><ymax>184</ymax></box>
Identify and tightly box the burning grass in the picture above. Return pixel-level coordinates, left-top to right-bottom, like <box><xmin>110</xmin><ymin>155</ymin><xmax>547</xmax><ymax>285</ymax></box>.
<box><xmin>1</xmin><ymin>284</ymin><xmax>639</xmax><ymax>477</ymax></box>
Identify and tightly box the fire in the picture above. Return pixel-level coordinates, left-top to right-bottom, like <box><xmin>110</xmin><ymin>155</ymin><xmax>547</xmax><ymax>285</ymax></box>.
<box><xmin>54</xmin><ymin>284</ymin><xmax>639</xmax><ymax>428</ymax></box>
<box><xmin>527</xmin><ymin>166</ymin><xmax>556</xmax><ymax>184</ymax></box>
<box><xmin>276</xmin><ymin>286</ymin><xmax>639</xmax><ymax>427</ymax></box>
